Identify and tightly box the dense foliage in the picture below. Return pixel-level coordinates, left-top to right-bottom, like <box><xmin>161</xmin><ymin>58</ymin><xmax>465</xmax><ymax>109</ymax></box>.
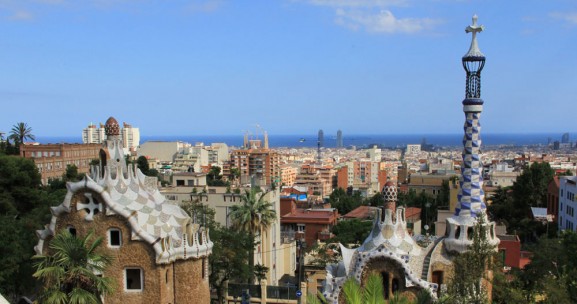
<box><xmin>330</xmin><ymin>219</ymin><xmax>373</xmax><ymax>248</ymax></box>
<box><xmin>228</xmin><ymin>188</ymin><xmax>276</xmax><ymax>284</ymax></box>
<box><xmin>488</xmin><ymin>162</ymin><xmax>555</xmax><ymax>241</ymax></box>
<box><xmin>207</xmin><ymin>166</ymin><xmax>228</xmax><ymax>186</ymax></box>
<box><xmin>0</xmin><ymin>155</ymin><xmax>67</xmax><ymax>301</ymax></box>
<box><xmin>181</xmin><ymin>199</ymin><xmax>255</xmax><ymax>303</ymax></box>
<box><xmin>444</xmin><ymin>214</ymin><xmax>496</xmax><ymax>304</ymax></box>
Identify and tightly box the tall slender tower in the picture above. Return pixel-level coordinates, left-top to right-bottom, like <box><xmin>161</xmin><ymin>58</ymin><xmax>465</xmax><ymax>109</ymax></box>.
<box><xmin>318</xmin><ymin>129</ymin><xmax>324</xmax><ymax>148</ymax></box>
<box><xmin>444</xmin><ymin>15</ymin><xmax>499</xmax><ymax>253</ymax></box>
<box><xmin>336</xmin><ymin>130</ymin><xmax>343</xmax><ymax>148</ymax></box>
<box><xmin>316</xmin><ymin>140</ymin><xmax>322</xmax><ymax>164</ymax></box>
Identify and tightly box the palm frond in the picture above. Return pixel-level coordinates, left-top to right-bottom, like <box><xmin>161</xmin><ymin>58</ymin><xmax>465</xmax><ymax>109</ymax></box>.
<box><xmin>34</xmin><ymin>229</ymin><xmax>114</xmax><ymax>302</ymax></box>
<box><xmin>363</xmin><ymin>273</ymin><xmax>385</xmax><ymax>304</ymax></box>
<box><xmin>68</xmin><ymin>287</ymin><xmax>100</xmax><ymax>304</ymax></box>
<box><xmin>41</xmin><ymin>288</ymin><xmax>68</xmax><ymax>304</ymax></box>
<box><xmin>342</xmin><ymin>278</ymin><xmax>363</xmax><ymax>304</ymax></box>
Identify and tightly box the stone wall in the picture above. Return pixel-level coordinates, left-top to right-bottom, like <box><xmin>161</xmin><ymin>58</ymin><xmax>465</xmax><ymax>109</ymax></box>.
<box><xmin>47</xmin><ymin>190</ymin><xmax>208</xmax><ymax>304</ymax></box>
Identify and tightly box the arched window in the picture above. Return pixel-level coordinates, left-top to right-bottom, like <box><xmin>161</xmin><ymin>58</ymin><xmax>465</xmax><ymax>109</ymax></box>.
<box><xmin>99</xmin><ymin>149</ymin><xmax>107</xmax><ymax>178</ymax></box>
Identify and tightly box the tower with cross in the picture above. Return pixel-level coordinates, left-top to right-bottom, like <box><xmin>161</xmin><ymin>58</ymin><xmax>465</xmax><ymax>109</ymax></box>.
<box><xmin>443</xmin><ymin>15</ymin><xmax>499</xmax><ymax>254</ymax></box>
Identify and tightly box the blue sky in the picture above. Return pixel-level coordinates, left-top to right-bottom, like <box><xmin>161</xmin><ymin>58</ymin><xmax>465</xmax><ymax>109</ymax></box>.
<box><xmin>0</xmin><ymin>0</ymin><xmax>576</xmax><ymax>138</ymax></box>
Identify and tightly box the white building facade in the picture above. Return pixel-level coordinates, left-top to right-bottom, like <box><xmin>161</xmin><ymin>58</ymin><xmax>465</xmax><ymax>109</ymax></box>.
<box><xmin>82</xmin><ymin>121</ymin><xmax>140</xmax><ymax>150</ymax></box>
<box><xmin>559</xmin><ymin>176</ymin><xmax>577</xmax><ymax>231</ymax></box>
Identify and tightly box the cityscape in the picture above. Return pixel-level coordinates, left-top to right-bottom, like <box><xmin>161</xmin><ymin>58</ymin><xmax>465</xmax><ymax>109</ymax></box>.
<box><xmin>1</xmin><ymin>1</ymin><xmax>577</xmax><ymax>304</ymax></box>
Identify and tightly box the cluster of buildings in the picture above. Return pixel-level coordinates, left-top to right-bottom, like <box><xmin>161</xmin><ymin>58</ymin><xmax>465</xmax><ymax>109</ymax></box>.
<box><xmin>18</xmin><ymin>15</ymin><xmax>577</xmax><ymax>304</ymax></box>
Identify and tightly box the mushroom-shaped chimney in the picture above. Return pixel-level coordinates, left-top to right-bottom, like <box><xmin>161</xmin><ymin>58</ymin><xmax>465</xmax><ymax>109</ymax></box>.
<box><xmin>104</xmin><ymin>117</ymin><xmax>120</xmax><ymax>136</ymax></box>
<box><xmin>382</xmin><ymin>181</ymin><xmax>397</xmax><ymax>215</ymax></box>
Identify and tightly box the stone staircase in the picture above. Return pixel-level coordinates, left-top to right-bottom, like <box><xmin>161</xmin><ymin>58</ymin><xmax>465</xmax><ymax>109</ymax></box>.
<box><xmin>421</xmin><ymin>238</ymin><xmax>443</xmax><ymax>281</ymax></box>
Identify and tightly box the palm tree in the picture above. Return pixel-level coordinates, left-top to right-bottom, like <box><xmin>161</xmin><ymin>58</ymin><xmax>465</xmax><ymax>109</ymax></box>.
<box><xmin>33</xmin><ymin>230</ymin><xmax>114</xmax><ymax>304</ymax></box>
<box><xmin>9</xmin><ymin>122</ymin><xmax>35</xmax><ymax>145</ymax></box>
<box><xmin>342</xmin><ymin>273</ymin><xmax>385</xmax><ymax>304</ymax></box>
<box><xmin>228</xmin><ymin>188</ymin><xmax>276</xmax><ymax>283</ymax></box>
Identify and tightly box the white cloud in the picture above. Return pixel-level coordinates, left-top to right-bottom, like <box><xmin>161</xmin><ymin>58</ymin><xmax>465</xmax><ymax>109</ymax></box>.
<box><xmin>298</xmin><ymin>0</ymin><xmax>439</xmax><ymax>34</ymax></box>
<box><xmin>335</xmin><ymin>8</ymin><xmax>439</xmax><ymax>34</ymax></box>
<box><xmin>550</xmin><ymin>12</ymin><xmax>577</xmax><ymax>25</ymax></box>
<box><xmin>305</xmin><ymin>0</ymin><xmax>407</xmax><ymax>8</ymax></box>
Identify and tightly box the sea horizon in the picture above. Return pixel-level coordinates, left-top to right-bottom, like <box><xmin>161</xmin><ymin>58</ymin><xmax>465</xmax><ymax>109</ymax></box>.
<box><xmin>34</xmin><ymin>132</ymin><xmax>575</xmax><ymax>149</ymax></box>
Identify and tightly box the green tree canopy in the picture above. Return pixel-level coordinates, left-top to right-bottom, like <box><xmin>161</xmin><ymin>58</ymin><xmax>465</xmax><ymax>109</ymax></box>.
<box><xmin>330</xmin><ymin>219</ymin><xmax>373</xmax><ymax>248</ymax></box>
<box><xmin>228</xmin><ymin>188</ymin><xmax>277</xmax><ymax>283</ymax></box>
<box><xmin>64</xmin><ymin>164</ymin><xmax>80</xmax><ymax>182</ymax></box>
<box><xmin>0</xmin><ymin>155</ymin><xmax>67</xmax><ymax>300</ymax></box>
<box><xmin>207</xmin><ymin>166</ymin><xmax>227</xmax><ymax>186</ymax></box>
<box><xmin>210</xmin><ymin>225</ymin><xmax>252</xmax><ymax>303</ymax></box>
<box><xmin>329</xmin><ymin>187</ymin><xmax>364</xmax><ymax>215</ymax></box>
<box><xmin>488</xmin><ymin>162</ymin><xmax>554</xmax><ymax>240</ymax></box>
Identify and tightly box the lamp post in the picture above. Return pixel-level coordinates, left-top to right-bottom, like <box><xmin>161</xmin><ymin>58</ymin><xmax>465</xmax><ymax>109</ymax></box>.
<box><xmin>296</xmin><ymin>238</ymin><xmax>306</xmax><ymax>304</ymax></box>
<box><xmin>425</xmin><ymin>202</ymin><xmax>431</xmax><ymax>235</ymax></box>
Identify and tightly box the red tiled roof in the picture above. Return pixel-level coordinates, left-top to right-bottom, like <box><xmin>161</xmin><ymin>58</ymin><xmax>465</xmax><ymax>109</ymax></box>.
<box><xmin>281</xmin><ymin>209</ymin><xmax>338</xmax><ymax>224</ymax></box>
<box><xmin>342</xmin><ymin>206</ymin><xmax>377</xmax><ymax>219</ymax></box>
<box><xmin>405</xmin><ymin>207</ymin><xmax>421</xmax><ymax>219</ymax></box>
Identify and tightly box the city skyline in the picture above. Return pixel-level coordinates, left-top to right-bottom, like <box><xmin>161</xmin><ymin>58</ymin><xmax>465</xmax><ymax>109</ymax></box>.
<box><xmin>0</xmin><ymin>1</ymin><xmax>576</xmax><ymax>137</ymax></box>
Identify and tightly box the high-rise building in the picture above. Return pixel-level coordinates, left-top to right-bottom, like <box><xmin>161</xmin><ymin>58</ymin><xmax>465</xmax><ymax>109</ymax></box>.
<box><xmin>562</xmin><ymin>132</ymin><xmax>570</xmax><ymax>144</ymax></box>
<box><xmin>443</xmin><ymin>15</ymin><xmax>499</xmax><ymax>253</ymax></box>
<box><xmin>82</xmin><ymin>123</ymin><xmax>106</xmax><ymax>144</ymax></box>
<box><xmin>82</xmin><ymin>121</ymin><xmax>140</xmax><ymax>150</ymax></box>
<box><xmin>318</xmin><ymin>129</ymin><xmax>324</xmax><ymax>147</ymax></box>
<box><xmin>121</xmin><ymin>122</ymin><xmax>140</xmax><ymax>151</ymax></box>
<box><xmin>231</xmin><ymin>148</ymin><xmax>280</xmax><ymax>187</ymax></box>
<box><xmin>336</xmin><ymin>130</ymin><xmax>343</xmax><ymax>148</ymax></box>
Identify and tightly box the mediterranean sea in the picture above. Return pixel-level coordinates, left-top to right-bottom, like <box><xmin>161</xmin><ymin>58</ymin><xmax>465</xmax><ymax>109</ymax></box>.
<box><xmin>36</xmin><ymin>133</ymin><xmax>573</xmax><ymax>149</ymax></box>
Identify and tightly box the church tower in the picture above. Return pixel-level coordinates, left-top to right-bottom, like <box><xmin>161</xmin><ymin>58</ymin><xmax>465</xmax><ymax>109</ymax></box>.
<box><xmin>443</xmin><ymin>15</ymin><xmax>499</xmax><ymax>253</ymax></box>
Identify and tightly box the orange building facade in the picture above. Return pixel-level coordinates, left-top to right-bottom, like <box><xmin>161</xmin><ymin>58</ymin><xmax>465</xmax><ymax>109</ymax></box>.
<box><xmin>20</xmin><ymin>143</ymin><xmax>101</xmax><ymax>185</ymax></box>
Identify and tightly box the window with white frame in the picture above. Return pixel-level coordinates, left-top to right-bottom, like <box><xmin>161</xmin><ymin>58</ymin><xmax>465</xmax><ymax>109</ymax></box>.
<box><xmin>125</xmin><ymin>268</ymin><xmax>143</xmax><ymax>291</ymax></box>
<box><xmin>297</xmin><ymin>224</ymin><xmax>305</xmax><ymax>232</ymax></box>
<box><xmin>108</xmin><ymin>228</ymin><xmax>121</xmax><ymax>247</ymax></box>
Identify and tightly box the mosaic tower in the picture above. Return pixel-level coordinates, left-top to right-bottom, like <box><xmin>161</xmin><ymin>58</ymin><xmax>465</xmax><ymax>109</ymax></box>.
<box><xmin>456</xmin><ymin>14</ymin><xmax>486</xmax><ymax>217</ymax></box>
<box><xmin>444</xmin><ymin>15</ymin><xmax>499</xmax><ymax>253</ymax></box>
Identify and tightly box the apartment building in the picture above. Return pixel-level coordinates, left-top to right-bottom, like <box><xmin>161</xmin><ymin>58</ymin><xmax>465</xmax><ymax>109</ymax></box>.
<box><xmin>20</xmin><ymin>143</ymin><xmax>101</xmax><ymax>185</ymax></box>
<box><xmin>82</xmin><ymin>121</ymin><xmax>140</xmax><ymax>150</ymax></box>
<box><xmin>558</xmin><ymin>176</ymin><xmax>577</xmax><ymax>231</ymax></box>
<box><xmin>230</xmin><ymin>148</ymin><xmax>280</xmax><ymax>187</ymax></box>
<box><xmin>293</xmin><ymin>165</ymin><xmax>335</xmax><ymax>197</ymax></box>
<box><xmin>336</xmin><ymin>161</ymin><xmax>387</xmax><ymax>197</ymax></box>
<box><xmin>280</xmin><ymin>164</ymin><xmax>298</xmax><ymax>187</ymax></box>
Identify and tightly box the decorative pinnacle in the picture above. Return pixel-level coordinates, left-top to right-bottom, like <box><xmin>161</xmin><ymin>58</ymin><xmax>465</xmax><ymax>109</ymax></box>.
<box><xmin>464</xmin><ymin>15</ymin><xmax>484</xmax><ymax>58</ymax></box>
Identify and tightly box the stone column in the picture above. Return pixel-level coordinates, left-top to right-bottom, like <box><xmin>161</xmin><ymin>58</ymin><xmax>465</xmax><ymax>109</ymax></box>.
<box><xmin>260</xmin><ymin>279</ymin><xmax>268</xmax><ymax>304</ymax></box>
